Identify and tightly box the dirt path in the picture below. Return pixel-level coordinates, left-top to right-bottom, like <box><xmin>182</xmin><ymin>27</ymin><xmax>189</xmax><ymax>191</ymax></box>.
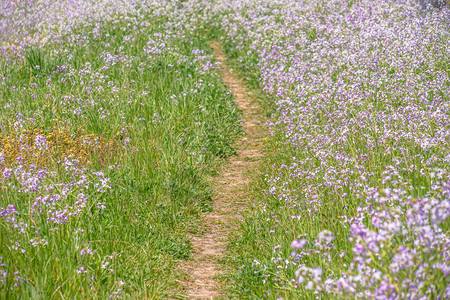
<box><xmin>179</xmin><ymin>42</ymin><xmax>266</xmax><ymax>299</ymax></box>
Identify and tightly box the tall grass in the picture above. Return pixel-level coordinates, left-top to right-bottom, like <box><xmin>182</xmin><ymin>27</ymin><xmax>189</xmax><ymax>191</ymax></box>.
<box><xmin>0</xmin><ymin>1</ymin><xmax>240</xmax><ymax>298</ymax></box>
<box><xmin>210</xmin><ymin>0</ymin><xmax>450</xmax><ymax>298</ymax></box>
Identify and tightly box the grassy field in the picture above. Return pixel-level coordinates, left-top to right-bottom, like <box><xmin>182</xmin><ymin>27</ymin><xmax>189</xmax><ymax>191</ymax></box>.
<box><xmin>0</xmin><ymin>2</ymin><xmax>241</xmax><ymax>298</ymax></box>
<box><xmin>212</xmin><ymin>0</ymin><xmax>450</xmax><ymax>299</ymax></box>
<box><xmin>1</xmin><ymin>0</ymin><xmax>449</xmax><ymax>299</ymax></box>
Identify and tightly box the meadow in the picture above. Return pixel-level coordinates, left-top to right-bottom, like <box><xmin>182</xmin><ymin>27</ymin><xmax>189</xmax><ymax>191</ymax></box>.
<box><xmin>213</xmin><ymin>0</ymin><xmax>450</xmax><ymax>298</ymax></box>
<box><xmin>0</xmin><ymin>1</ymin><xmax>241</xmax><ymax>298</ymax></box>
<box><xmin>1</xmin><ymin>0</ymin><xmax>449</xmax><ymax>299</ymax></box>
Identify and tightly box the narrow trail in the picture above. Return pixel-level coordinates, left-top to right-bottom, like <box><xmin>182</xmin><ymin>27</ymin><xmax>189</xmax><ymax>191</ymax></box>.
<box><xmin>179</xmin><ymin>42</ymin><xmax>266</xmax><ymax>299</ymax></box>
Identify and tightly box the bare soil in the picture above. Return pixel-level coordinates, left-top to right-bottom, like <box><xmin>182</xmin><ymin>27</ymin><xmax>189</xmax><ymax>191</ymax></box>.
<box><xmin>178</xmin><ymin>42</ymin><xmax>266</xmax><ymax>299</ymax></box>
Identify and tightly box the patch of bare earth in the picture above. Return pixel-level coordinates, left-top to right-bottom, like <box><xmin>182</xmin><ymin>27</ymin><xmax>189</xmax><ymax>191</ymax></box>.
<box><xmin>178</xmin><ymin>42</ymin><xmax>266</xmax><ymax>299</ymax></box>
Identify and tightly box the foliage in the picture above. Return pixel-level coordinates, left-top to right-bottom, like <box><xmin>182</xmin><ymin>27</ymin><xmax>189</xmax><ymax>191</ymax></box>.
<box><xmin>0</xmin><ymin>1</ymin><xmax>241</xmax><ymax>298</ymax></box>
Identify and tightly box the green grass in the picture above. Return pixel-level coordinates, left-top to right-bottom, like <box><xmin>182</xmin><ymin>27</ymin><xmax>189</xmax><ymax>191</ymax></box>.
<box><xmin>214</xmin><ymin>3</ymin><xmax>449</xmax><ymax>297</ymax></box>
<box><xmin>220</xmin><ymin>46</ymin><xmax>446</xmax><ymax>299</ymax></box>
<box><xmin>0</xmin><ymin>14</ymin><xmax>241</xmax><ymax>299</ymax></box>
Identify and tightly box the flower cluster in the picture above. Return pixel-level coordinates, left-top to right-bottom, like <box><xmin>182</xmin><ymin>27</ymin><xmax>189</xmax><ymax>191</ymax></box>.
<box><xmin>212</xmin><ymin>0</ymin><xmax>450</xmax><ymax>298</ymax></box>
